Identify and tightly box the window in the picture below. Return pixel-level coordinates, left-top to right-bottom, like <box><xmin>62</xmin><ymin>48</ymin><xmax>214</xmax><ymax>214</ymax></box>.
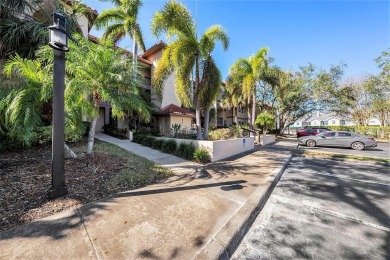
<box><xmin>296</xmin><ymin>122</ymin><xmax>300</xmax><ymax>125</ymax></box>
<box><xmin>338</xmin><ymin>132</ymin><xmax>351</xmax><ymax>137</ymax></box>
<box><xmin>332</xmin><ymin>120</ymin><xmax>336</xmax><ymax>124</ymax></box>
<box><xmin>324</xmin><ymin>132</ymin><xmax>336</xmax><ymax>137</ymax></box>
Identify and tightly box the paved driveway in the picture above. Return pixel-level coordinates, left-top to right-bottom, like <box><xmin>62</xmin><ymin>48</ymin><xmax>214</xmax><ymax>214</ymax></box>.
<box><xmin>297</xmin><ymin>140</ymin><xmax>390</xmax><ymax>159</ymax></box>
<box><xmin>232</xmin><ymin>156</ymin><xmax>390</xmax><ymax>259</ymax></box>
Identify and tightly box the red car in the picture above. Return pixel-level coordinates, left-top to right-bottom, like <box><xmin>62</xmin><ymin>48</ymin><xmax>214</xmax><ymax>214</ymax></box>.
<box><xmin>297</xmin><ymin>128</ymin><xmax>331</xmax><ymax>138</ymax></box>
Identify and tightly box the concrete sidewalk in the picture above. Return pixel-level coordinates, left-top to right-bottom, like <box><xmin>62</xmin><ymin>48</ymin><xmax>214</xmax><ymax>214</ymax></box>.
<box><xmin>0</xmin><ymin>135</ymin><xmax>293</xmax><ymax>260</ymax></box>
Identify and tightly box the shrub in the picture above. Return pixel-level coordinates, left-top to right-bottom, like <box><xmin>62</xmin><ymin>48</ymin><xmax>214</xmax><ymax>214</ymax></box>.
<box><xmin>326</xmin><ymin>126</ymin><xmax>390</xmax><ymax>139</ymax></box>
<box><xmin>152</xmin><ymin>139</ymin><xmax>165</xmax><ymax>150</ymax></box>
<box><xmin>32</xmin><ymin>126</ymin><xmax>52</xmax><ymax>145</ymax></box>
<box><xmin>176</xmin><ymin>142</ymin><xmax>196</xmax><ymax>160</ymax></box>
<box><xmin>193</xmin><ymin>148</ymin><xmax>210</xmax><ymax>163</ymax></box>
<box><xmin>143</xmin><ymin>136</ymin><xmax>155</xmax><ymax>147</ymax></box>
<box><xmin>133</xmin><ymin>134</ymin><xmax>144</xmax><ymax>143</ymax></box>
<box><xmin>161</xmin><ymin>139</ymin><xmax>177</xmax><ymax>154</ymax></box>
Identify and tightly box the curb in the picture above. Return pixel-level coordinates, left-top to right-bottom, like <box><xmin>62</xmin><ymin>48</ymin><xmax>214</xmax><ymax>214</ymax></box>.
<box><xmin>194</xmin><ymin>153</ymin><xmax>293</xmax><ymax>260</ymax></box>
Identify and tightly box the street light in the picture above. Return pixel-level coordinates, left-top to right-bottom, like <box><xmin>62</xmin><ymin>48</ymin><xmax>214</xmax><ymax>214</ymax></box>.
<box><xmin>48</xmin><ymin>12</ymin><xmax>68</xmax><ymax>199</ymax></box>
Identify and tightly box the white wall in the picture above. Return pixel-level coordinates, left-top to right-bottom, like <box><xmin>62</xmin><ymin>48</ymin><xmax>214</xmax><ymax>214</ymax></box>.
<box><xmin>328</xmin><ymin>118</ymin><xmax>340</xmax><ymax>126</ymax></box>
<box><xmin>310</xmin><ymin>120</ymin><xmax>321</xmax><ymax>126</ymax></box>
<box><xmin>368</xmin><ymin>118</ymin><xmax>381</xmax><ymax>126</ymax></box>
<box><xmin>149</xmin><ymin>50</ymin><xmax>181</xmax><ymax>109</ymax></box>
<box><xmin>156</xmin><ymin>137</ymin><xmax>255</xmax><ymax>162</ymax></box>
<box><xmin>170</xmin><ymin>115</ymin><xmax>193</xmax><ymax>131</ymax></box>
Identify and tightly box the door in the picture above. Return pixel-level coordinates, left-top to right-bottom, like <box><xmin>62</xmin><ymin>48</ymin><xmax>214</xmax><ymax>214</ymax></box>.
<box><xmin>317</xmin><ymin>132</ymin><xmax>336</xmax><ymax>146</ymax></box>
<box><xmin>333</xmin><ymin>132</ymin><xmax>353</xmax><ymax>147</ymax></box>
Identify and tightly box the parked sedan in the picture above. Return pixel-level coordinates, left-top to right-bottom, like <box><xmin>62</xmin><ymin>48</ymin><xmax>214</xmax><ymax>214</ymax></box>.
<box><xmin>298</xmin><ymin>131</ymin><xmax>377</xmax><ymax>150</ymax></box>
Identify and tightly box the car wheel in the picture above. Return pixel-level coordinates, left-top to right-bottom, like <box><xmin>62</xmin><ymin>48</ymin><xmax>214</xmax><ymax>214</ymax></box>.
<box><xmin>351</xmin><ymin>142</ymin><xmax>364</xmax><ymax>150</ymax></box>
<box><xmin>306</xmin><ymin>140</ymin><xmax>316</xmax><ymax>147</ymax></box>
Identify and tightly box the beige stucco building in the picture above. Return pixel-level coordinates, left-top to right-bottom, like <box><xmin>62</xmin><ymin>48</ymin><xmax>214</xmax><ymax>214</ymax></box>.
<box><xmin>96</xmin><ymin>39</ymin><xmax>253</xmax><ymax>136</ymax></box>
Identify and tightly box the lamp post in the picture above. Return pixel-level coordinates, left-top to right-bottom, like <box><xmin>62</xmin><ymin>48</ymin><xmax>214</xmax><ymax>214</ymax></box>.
<box><xmin>48</xmin><ymin>12</ymin><xmax>69</xmax><ymax>199</ymax></box>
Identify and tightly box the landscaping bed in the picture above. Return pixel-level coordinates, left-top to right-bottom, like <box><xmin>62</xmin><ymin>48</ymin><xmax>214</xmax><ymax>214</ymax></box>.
<box><xmin>0</xmin><ymin>139</ymin><xmax>172</xmax><ymax>232</ymax></box>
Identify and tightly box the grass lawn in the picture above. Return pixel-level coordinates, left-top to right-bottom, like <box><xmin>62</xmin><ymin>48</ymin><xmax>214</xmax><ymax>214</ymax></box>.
<box><xmin>0</xmin><ymin>139</ymin><xmax>172</xmax><ymax>232</ymax></box>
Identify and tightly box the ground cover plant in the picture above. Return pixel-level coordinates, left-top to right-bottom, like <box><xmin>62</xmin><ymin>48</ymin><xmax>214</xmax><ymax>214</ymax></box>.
<box><xmin>0</xmin><ymin>139</ymin><xmax>172</xmax><ymax>231</ymax></box>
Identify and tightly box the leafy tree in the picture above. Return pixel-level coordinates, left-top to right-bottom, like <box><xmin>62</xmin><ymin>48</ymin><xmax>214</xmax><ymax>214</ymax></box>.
<box><xmin>151</xmin><ymin>0</ymin><xmax>229</xmax><ymax>140</ymax></box>
<box><xmin>94</xmin><ymin>0</ymin><xmax>146</xmax><ymax>79</ymax></box>
<box><xmin>273</xmin><ymin>67</ymin><xmax>317</xmax><ymax>133</ymax></box>
<box><xmin>375</xmin><ymin>48</ymin><xmax>390</xmax><ymax>86</ymax></box>
<box><xmin>255</xmin><ymin>111</ymin><xmax>275</xmax><ymax>135</ymax></box>
<box><xmin>0</xmin><ymin>0</ymin><xmax>95</xmax><ymax>59</ymax></box>
<box><xmin>366</xmin><ymin>75</ymin><xmax>389</xmax><ymax>126</ymax></box>
<box><xmin>228</xmin><ymin>47</ymin><xmax>269</xmax><ymax>134</ymax></box>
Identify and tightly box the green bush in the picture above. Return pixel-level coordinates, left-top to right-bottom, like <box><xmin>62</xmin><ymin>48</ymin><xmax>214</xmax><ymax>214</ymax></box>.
<box><xmin>132</xmin><ymin>134</ymin><xmax>144</xmax><ymax>143</ymax></box>
<box><xmin>32</xmin><ymin>126</ymin><xmax>52</xmax><ymax>145</ymax></box>
<box><xmin>143</xmin><ymin>136</ymin><xmax>156</xmax><ymax>147</ymax></box>
<box><xmin>193</xmin><ymin>148</ymin><xmax>210</xmax><ymax>163</ymax></box>
<box><xmin>326</xmin><ymin>126</ymin><xmax>390</xmax><ymax>139</ymax></box>
<box><xmin>152</xmin><ymin>139</ymin><xmax>165</xmax><ymax>150</ymax></box>
<box><xmin>161</xmin><ymin>139</ymin><xmax>177</xmax><ymax>154</ymax></box>
<box><xmin>176</xmin><ymin>142</ymin><xmax>196</xmax><ymax>160</ymax></box>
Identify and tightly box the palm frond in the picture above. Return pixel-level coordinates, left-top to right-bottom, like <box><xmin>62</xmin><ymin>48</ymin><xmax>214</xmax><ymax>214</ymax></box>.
<box><xmin>151</xmin><ymin>0</ymin><xmax>195</xmax><ymax>40</ymax></box>
<box><xmin>152</xmin><ymin>45</ymin><xmax>173</xmax><ymax>101</ymax></box>
<box><xmin>200</xmin><ymin>25</ymin><xmax>229</xmax><ymax>57</ymax></box>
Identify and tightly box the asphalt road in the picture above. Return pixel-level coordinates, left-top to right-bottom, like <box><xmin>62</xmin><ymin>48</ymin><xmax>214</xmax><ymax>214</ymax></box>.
<box><xmin>297</xmin><ymin>140</ymin><xmax>390</xmax><ymax>159</ymax></box>
<box><xmin>232</xmin><ymin>156</ymin><xmax>390</xmax><ymax>259</ymax></box>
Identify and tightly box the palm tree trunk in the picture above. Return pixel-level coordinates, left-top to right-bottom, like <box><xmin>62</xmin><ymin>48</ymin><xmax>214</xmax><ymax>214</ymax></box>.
<box><xmin>195</xmin><ymin>56</ymin><xmax>202</xmax><ymax>140</ymax></box>
<box><xmin>251</xmin><ymin>93</ymin><xmax>256</xmax><ymax>136</ymax></box>
<box><xmin>203</xmin><ymin>107</ymin><xmax>210</xmax><ymax>139</ymax></box>
<box><xmin>132</xmin><ymin>33</ymin><xmax>138</xmax><ymax>81</ymax></box>
<box><xmin>64</xmin><ymin>143</ymin><xmax>77</xmax><ymax>158</ymax></box>
<box><xmin>247</xmin><ymin>96</ymin><xmax>252</xmax><ymax>132</ymax></box>
<box><xmin>87</xmin><ymin>97</ymin><xmax>100</xmax><ymax>155</ymax></box>
<box><xmin>87</xmin><ymin>117</ymin><xmax>97</xmax><ymax>155</ymax></box>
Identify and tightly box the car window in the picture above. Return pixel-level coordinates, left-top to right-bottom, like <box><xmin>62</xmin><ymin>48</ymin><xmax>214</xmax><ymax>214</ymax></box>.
<box><xmin>338</xmin><ymin>132</ymin><xmax>352</xmax><ymax>137</ymax></box>
<box><xmin>308</xmin><ymin>129</ymin><xmax>317</xmax><ymax>133</ymax></box>
<box><xmin>319</xmin><ymin>129</ymin><xmax>327</xmax><ymax>133</ymax></box>
<box><xmin>324</xmin><ymin>132</ymin><xmax>336</xmax><ymax>137</ymax></box>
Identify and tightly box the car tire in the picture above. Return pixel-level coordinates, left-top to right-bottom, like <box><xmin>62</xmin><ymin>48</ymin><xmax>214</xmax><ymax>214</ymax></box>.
<box><xmin>306</xmin><ymin>140</ymin><xmax>316</xmax><ymax>147</ymax></box>
<box><xmin>351</xmin><ymin>142</ymin><xmax>365</xmax><ymax>150</ymax></box>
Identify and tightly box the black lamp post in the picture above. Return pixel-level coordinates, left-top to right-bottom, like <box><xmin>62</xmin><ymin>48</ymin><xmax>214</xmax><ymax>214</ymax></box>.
<box><xmin>48</xmin><ymin>12</ymin><xmax>69</xmax><ymax>199</ymax></box>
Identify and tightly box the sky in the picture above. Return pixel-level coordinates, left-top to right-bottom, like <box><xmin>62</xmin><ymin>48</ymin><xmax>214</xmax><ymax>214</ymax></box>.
<box><xmin>83</xmin><ymin>0</ymin><xmax>389</xmax><ymax>80</ymax></box>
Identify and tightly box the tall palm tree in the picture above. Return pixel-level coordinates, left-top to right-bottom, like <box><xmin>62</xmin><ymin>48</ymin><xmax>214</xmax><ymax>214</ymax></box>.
<box><xmin>228</xmin><ymin>47</ymin><xmax>269</xmax><ymax>134</ymax></box>
<box><xmin>198</xmin><ymin>57</ymin><xmax>222</xmax><ymax>139</ymax></box>
<box><xmin>94</xmin><ymin>0</ymin><xmax>146</xmax><ymax>79</ymax></box>
<box><xmin>151</xmin><ymin>0</ymin><xmax>229</xmax><ymax>139</ymax></box>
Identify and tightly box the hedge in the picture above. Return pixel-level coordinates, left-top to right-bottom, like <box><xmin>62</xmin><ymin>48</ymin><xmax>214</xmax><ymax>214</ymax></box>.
<box><xmin>133</xmin><ymin>135</ymin><xmax>199</xmax><ymax>162</ymax></box>
<box><xmin>327</xmin><ymin>126</ymin><xmax>390</xmax><ymax>139</ymax></box>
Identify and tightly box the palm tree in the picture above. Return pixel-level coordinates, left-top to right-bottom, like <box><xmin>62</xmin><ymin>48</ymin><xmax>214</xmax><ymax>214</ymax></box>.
<box><xmin>1</xmin><ymin>54</ymin><xmax>77</xmax><ymax>157</ymax></box>
<box><xmin>151</xmin><ymin>0</ymin><xmax>229</xmax><ymax>139</ymax></box>
<box><xmin>2</xmin><ymin>55</ymin><xmax>51</xmax><ymax>145</ymax></box>
<box><xmin>0</xmin><ymin>0</ymin><xmax>95</xmax><ymax>59</ymax></box>
<box><xmin>198</xmin><ymin>57</ymin><xmax>222</xmax><ymax>139</ymax></box>
<box><xmin>94</xmin><ymin>0</ymin><xmax>146</xmax><ymax>79</ymax></box>
<box><xmin>228</xmin><ymin>47</ymin><xmax>269</xmax><ymax>134</ymax></box>
<box><xmin>58</xmin><ymin>35</ymin><xmax>151</xmax><ymax>154</ymax></box>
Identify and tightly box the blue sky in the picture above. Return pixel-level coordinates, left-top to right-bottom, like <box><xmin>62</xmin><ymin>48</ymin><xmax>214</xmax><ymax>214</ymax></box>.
<box><xmin>84</xmin><ymin>0</ymin><xmax>389</xmax><ymax>80</ymax></box>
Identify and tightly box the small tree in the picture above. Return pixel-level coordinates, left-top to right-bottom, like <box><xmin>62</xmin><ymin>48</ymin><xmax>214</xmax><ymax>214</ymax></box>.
<box><xmin>255</xmin><ymin>112</ymin><xmax>275</xmax><ymax>136</ymax></box>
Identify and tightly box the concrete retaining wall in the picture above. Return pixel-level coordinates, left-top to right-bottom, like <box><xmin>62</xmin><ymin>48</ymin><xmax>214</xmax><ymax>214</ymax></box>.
<box><xmin>260</xmin><ymin>135</ymin><xmax>275</xmax><ymax>146</ymax></box>
<box><xmin>156</xmin><ymin>137</ymin><xmax>255</xmax><ymax>162</ymax></box>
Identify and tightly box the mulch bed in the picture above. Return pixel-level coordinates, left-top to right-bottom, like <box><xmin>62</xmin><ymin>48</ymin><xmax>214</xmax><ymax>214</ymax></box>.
<box><xmin>0</xmin><ymin>139</ymin><xmax>165</xmax><ymax>232</ymax></box>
